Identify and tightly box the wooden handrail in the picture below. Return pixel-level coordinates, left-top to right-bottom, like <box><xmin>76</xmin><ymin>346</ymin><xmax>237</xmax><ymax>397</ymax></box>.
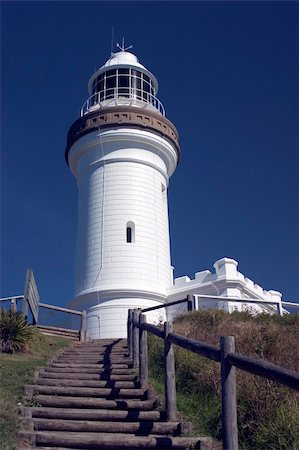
<box><xmin>141</xmin><ymin>322</ymin><xmax>164</xmax><ymax>339</ymax></box>
<box><xmin>39</xmin><ymin>302</ymin><xmax>83</xmax><ymax>315</ymax></box>
<box><xmin>228</xmin><ymin>353</ymin><xmax>299</xmax><ymax>391</ymax></box>
<box><xmin>128</xmin><ymin>308</ymin><xmax>299</xmax><ymax>450</ymax></box>
<box><xmin>168</xmin><ymin>332</ymin><xmax>221</xmax><ymax>362</ymax></box>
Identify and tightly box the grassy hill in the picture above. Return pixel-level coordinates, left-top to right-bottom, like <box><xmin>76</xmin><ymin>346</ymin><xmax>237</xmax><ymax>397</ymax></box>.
<box><xmin>0</xmin><ymin>332</ymin><xmax>70</xmax><ymax>450</ymax></box>
<box><xmin>148</xmin><ymin>310</ymin><xmax>299</xmax><ymax>450</ymax></box>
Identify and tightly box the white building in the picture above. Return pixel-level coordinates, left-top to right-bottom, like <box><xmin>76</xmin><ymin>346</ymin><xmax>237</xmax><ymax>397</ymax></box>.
<box><xmin>66</xmin><ymin>48</ymin><xmax>283</xmax><ymax>338</ymax></box>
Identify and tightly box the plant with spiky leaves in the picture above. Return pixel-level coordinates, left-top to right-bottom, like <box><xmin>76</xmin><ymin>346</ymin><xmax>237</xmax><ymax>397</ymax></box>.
<box><xmin>0</xmin><ymin>310</ymin><xmax>36</xmax><ymax>353</ymax></box>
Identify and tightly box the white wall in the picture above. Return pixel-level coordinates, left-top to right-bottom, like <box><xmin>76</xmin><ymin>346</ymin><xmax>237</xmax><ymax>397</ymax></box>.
<box><xmin>68</xmin><ymin>127</ymin><xmax>178</xmax><ymax>338</ymax></box>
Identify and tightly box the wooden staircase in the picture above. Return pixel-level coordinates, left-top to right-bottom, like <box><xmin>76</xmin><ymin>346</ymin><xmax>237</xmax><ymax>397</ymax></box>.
<box><xmin>20</xmin><ymin>339</ymin><xmax>214</xmax><ymax>449</ymax></box>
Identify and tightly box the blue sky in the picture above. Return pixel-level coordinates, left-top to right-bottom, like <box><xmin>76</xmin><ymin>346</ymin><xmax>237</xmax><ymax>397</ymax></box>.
<box><xmin>1</xmin><ymin>1</ymin><xmax>298</xmax><ymax>306</ymax></box>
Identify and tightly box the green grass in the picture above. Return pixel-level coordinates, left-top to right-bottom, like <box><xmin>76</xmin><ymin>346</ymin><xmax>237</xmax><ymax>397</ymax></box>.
<box><xmin>0</xmin><ymin>332</ymin><xmax>70</xmax><ymax>450</ymax></box>
<box><xmin>148</xmin><ymin>311</ymin><xmax>299</xmax><ymax>450</ymax></box>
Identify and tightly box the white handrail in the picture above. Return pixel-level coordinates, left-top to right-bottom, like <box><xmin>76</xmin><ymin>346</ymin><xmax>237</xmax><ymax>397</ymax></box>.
<box><xmin>0</xmin><ymin>295</ymin><xmax>24</xmax><ymax>302</ymax></box>
<box><xmin>80</xmin><ymin>89</ymin><xmax>165</xmax><ymax>117</ymax></box>
<box><xmin>192</xmin><ymin>294</ymin><xmax>298</xmax><ymax>307</ymax></box>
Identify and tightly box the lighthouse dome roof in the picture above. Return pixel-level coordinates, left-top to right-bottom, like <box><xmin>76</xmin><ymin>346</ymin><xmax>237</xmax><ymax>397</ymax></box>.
<box><xmin>101</xmin><ymin>51</ymin><xmax>146</xmax><ymax>70</ymax></box>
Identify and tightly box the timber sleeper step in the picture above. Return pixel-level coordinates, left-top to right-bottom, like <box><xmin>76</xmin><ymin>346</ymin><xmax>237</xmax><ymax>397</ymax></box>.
<box><xmin>25</xmin><ymin>385</ymin><xmax>148</xmax><ymax>399</ymax></box>
<box><xmin>43</xmin><ymin>367</ymin><xmax>134</xmax><ymax>374</ymax></box>
<box><xmin>33</xmin><ymin>418</ymin><xmax>182</xmax><ymax>435</ymax></box>
<box><xmin>38</xmin><ymin>372</ymin><xmax>137</xmax><ymax>381</ymax></box>
<box><xmin>35</xmin><ymin>379</ymin><xmax>138</xmax><ymax>388</ymax></box>
<box><xmin>27</xmin><ymin>407</ymin><xmax>166</xmax><ymax>421</ymax></box>
<box><xmin>21</xmin><ymin>431</ymin><xmax>213</xmax><ymax>449</ymax></box>
<box><xmin>62</xmin><ymin>350</ymin><xmax>129</xmax><ymax>355</ymax></box>
<box><xmin>53</xmin><ymin>359</ymin><xmax>132</xmax><ymax>365</ymax></box>
<box><xmin>23</xmin><ymin>395</ymin><xmax>160</xmax><ymax>410</ymax></box>
<box><xmin>49</xmin><ymin>363</ymin><xmax>132</xmax><ymax>369</ymax></box>
<box><xmin>58</xmin><ymin>355</ymin><xmax>130</xmax><ymax>359</ymax></box>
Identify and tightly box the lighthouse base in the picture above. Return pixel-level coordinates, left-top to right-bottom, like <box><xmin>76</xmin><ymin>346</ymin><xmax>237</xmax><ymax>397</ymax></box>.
<box><xmin>69</xmin><ymin>291</ymin><xmax>166</xmax><ymax>339</ymax></box>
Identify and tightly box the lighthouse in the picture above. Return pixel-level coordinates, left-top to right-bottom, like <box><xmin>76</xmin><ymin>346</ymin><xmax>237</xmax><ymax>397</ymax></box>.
<box><xmin>66</xmin><ymin>45</ymin><xmax>180</xmax><ymax>338</ymax></box>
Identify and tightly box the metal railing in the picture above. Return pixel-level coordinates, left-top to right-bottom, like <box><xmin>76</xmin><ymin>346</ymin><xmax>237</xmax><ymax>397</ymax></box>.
<box><xmin>127</xmin><ymin>307</ymin><xmax>299</xmax><ymax>450</ymax></box>
<box><xmin>0</xmin><ymin>269</ymin><xmax>87</xmax><ymax>342</ymax></box>
<box><xmin>0</xmin><ymin>295</ymin><xmax>87</xmax><ymax>342</ymax></box>
<box><xmin>81</xmin><ymin>88</ymin><xmax>165</xmax><ymax>117</ymax></box>
<box><xmin>142</xmin><ymin>293</ymin><xmax>299</xmax><ymax>316</ymax></box>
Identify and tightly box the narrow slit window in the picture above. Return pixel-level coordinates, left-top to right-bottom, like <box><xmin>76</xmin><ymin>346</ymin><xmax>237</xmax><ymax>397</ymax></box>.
<box><xmin>127</xmin><ymin>227</ymin><xmax>132</xmax><ymax>243</ymax></box>
<box><xmin>126</xmin><ymin>222</ymin><xmax>135</xmax><ymax>243</ymax></box>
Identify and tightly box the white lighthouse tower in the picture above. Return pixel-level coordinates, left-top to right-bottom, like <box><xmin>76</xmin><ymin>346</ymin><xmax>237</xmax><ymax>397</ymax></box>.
<box><xmin>66</xmin><ymin>45</ymin><xmax>180</xmax><ymax>338</ymax></box>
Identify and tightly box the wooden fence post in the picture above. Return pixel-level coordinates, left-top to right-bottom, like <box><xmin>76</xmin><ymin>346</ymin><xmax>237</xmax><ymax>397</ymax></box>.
<box><xmin>127</xmin><ymin>309</ymin><xmax>131</xmax><ymax>356</ymax></box>
<box><xmin>129</xmin><ymin>309</ymin><xmax>134</xmax><ymax>359</ymax></box>
<box><xmin>139</xmin><ymin>313</ymin><xmax>148</xmax><ymax>387</ymax></box>
<box><xmin>164</xmin><ymin>321</ymin><xmax>177</xmax><ymax>421</ymax></box>
<box><xmin>10</xmin><ymin>298</ymin><xmax>17</xmax><ymax>313</ymax></box>
<box><xmin>133</xmin><ymin>309</ymin><xmax>140</xmax><ymax>368</ymax></box>
<box><xmin>131</xmin><ymin>309</ymin><xmax>135</xmax><ymax>363</ymax></box>
<box><xmin>277</xmin><ymin>302</ymin><xmax>283</xmax><ymax>317</ymax></box>
<box><xmin>80</xmin><ymin>310</ymin><xmax>87</xmax><ymax>342</ymax></box>
<box><xmin>220</xmin><ymin>336</ymin><xmax>238</xmax><ymax>450</ymax></box>
<box><xmin>187</xmin><ymin>294</ymin><xmax>193</xmax><ymax>311</ymax></box>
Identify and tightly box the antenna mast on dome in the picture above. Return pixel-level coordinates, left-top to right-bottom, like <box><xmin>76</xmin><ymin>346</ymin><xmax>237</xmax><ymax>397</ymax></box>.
<box><xmin>116</xmin><ymin>37</ymin><xmax>133</xmax><ymax>53</ymax></box>
<box><xmin>110</xmin><ymin>27</ymin><xmax>115</xmax><ymax>56</ymax></box>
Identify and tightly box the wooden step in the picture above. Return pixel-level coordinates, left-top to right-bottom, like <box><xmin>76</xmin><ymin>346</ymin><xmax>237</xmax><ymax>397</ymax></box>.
<box><xmin>69</xmin><ymin>343</ymin><xmax>126</xmax><ymax>349</ymax></box>
<box><xmin>53</xmin><ymin>358</ymin><xmax>132</xmax><ymax>365</ymax></box>
<box><xmin>29</xmin><ymin>407</ymin><xmax>166</xmax><ymax>422</ymax></box>
<box><xmin>49</xmin><ymin>363</ymin><xmax>131</xmax><ymax>369</ymax></box>
<box><xmin>35</xmin><ymin>379</ymin><xmax>137</xmax><ymax>388</ymax></box>
<box><xmin>59</xmin><ymin>349</ymin><xmax>127</xmax><ymax>354</ymax></box>
<box><xmin>38</xmin><ymin>372</ymin><xmax>137</xmax><ymax>381</ymax></box>
<box><xmin>43</xmin><ymin>366</ymin><xmax>133</xmax><ymax>373</ymax></box>
<box><xmin>26</xmin><ymin>395</ymin><xmax>160</xmax><ymax>410</ymax></box>
<box><xmin>29</xmin><ymin>431</ymin><xmax>212</xmax><ymax>449</ymax></box>
<box><xmin>33</xmin><ymin>418</ymin><xmax>181</xmax><ymax>435</ymax></box>
<box><xmin>64</xmin><ymin>346</ymin><xmax>129</xmax><ymax>356</ymax></box>
<box><xmin>25</xmin><ymin>385</ymin><xmax>148</xmax><ymax>399</ymax></box>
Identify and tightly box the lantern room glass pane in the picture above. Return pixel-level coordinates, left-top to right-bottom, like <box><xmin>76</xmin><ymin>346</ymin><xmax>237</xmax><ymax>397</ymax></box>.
<box><xmin>131</xmin><ymin>69</ymin><xmax>141</xmax><ymax>77</ymax></box>
<box><xmin>143</xmin><ymin>81</ymin><xmax>150</xmax><ymax>93</ymax></box>
<box><xmin>118</xmin><ymin>87</ymin><xmax>130</xmax><ymax>97</ymax></box>
<box><xmin>106</xmin><ymin>88</ymin><xmax>114</xmax><ymax>99</ymax></box>
<box><xmin>106</xmin><ymin>69</ymin><xmax>116</xmax><ymax>77</ymax></box>
<box><xmin>96</xmin><ymin>80</ymin><xmax>104</xmax><ymax>93</ymax></box>
<box><xmin>118</xmin><ymin>76</ymin><xmax>129</xmax><ymax>87</ymax></box>
<box><xmin>118</xmin><ymin>68</ymin><xmax>129</xmax><ymax>75</ymax></box>
<box><xmin>106</xmin><ymin>77</ymin><xmax>116</xmax><ymax>89</ymax></box>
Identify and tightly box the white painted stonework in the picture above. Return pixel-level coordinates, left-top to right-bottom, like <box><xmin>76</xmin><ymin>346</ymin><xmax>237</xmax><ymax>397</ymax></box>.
<box><xmin>166</xmin><ymin>257</ymin><xmax>284</xmax><ymax>320</ymax></box>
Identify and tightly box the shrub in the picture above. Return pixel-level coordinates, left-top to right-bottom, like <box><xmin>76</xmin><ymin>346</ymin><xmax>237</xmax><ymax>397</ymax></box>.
<box><xmin>0</xmin><ymin>310</ymin><xmax>36</xmax><ymax>353</ymax></box>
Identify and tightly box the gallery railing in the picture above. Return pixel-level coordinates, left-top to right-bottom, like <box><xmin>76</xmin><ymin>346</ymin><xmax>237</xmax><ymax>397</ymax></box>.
<box><xmin>81</xmin><ymin>88</ymin><xmax>165</xmax><ymax>117</ymax></box>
